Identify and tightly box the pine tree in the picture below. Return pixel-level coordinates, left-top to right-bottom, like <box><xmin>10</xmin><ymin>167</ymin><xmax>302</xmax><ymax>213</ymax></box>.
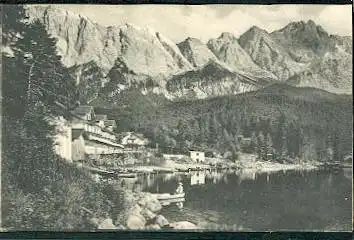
<box><xmin>13</xmin><ymin>20</ymin><xmax>76</xmax><ymax>112</ymax></box>
<box><xmin>208</xmin><ymin>114</ymin><xmax>219</xmax><ymax>145</ymax></box>
<box><xmin>249</xmin><ymin>131</ymin><xmax>258</xmax><ymax>153</ymax></box>
<box><xmin>2</xmin><ymin>5</ymin><xmax>27</xmax><ymax>46</ymax></box>
<box><xmin>257</xmin><ymin>131</ymin><xmax>265</xmax><ymax>160</ymax></box>
<box><xmin>265</xmin><ymin>133</ymin><xmax>274</xmax><ymax>161</ymax></box>
<box><xmin>277</xmin><ymin>113</ymin><xmax>288</xmax><ymax>157</ymax></box>
<box><xmin>298</xmin><ymin>126</ymin><xmax>305</xmax><ymax>159</ymax></box>
<box><xmin>332</xmin><ymin>131</ymin><xmax>340</xmax><ymax>162</ymax></box>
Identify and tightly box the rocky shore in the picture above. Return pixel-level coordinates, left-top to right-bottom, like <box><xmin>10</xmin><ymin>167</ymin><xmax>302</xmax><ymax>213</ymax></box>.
<box><xmin>90</xmin><ymin>190</ymin><xmax>199</xmax><ymax>230</ymax></box>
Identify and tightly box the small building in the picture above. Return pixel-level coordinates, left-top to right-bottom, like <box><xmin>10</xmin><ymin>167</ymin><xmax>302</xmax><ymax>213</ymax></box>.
<box><xmin>190</xmin><ymin>150</ymin><xmax>205</xmax><ymax>163</ymax></box>
<box><xmin>121</xmin><ymin>132</ymin><xmax>149</xmax><ymax>146</ymax></box>
<box><xmin>72</xmin><ymin>129</ymin><xmax>86</xmax><ymax>161</ymax></box>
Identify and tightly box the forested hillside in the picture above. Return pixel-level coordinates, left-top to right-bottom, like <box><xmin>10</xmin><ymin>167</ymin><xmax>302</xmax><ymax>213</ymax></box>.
<box><xmin>96</xmin><ymin>84</ymin><xmax>352</xmax><ymax>162</ymax></box>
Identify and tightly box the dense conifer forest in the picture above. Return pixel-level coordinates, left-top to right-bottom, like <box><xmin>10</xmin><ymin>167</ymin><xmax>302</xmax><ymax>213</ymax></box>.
<box><xmin>96</xmin><ymin>84</ymin><xmax>352</xmax><ymax>163</ymax></box>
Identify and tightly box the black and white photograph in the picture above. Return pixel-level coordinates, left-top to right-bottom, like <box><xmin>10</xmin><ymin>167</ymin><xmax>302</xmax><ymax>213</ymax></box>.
<box><xmin>1</xmin><ymin>4</ymin><xmax>352</xmax><ymax>232</ymax></box>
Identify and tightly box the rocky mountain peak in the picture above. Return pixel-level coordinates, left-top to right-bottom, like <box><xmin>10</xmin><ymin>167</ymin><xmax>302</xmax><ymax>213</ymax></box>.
<box><xmin>25</xmin><ymin>5</ymin><xmax>193</xmax><ymax>78</ymax></box>
<box><xmin>177</xmin><ymin>37</ymin><xmax>218</xmax><ymax>68</ymax></box>
<box><xmin>218</xmin><ymin>32</ymin><xmax>236</xmax><ymax>40</ymax></box>
<box><xmin>207</xmin><ymin>32</ymin><xmax>278</xmax><ymax>80</ymax></box>
<box><xmin>270</xmin><ymin>19</ymin><xmax>335</xmax><ymax>58</ymax></box>
<box><xmin>248</xmin><ymin>26</ymin><xmax>269</xmax><ymax>35</ymax></box>
<box><xmin>22</xmin><ymin>6</ymin><xmax>352</xmax><ymax>100</ymax></box>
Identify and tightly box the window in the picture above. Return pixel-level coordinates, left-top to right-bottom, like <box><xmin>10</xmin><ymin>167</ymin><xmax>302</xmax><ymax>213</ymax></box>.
<box><xmin>196</xmin><ymin>153</ymin><xmax>199</xmax><ymax>156</ymax></box>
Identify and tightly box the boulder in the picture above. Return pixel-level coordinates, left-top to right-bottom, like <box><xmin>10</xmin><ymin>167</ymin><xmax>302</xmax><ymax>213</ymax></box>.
<box><xmin>137</xmin><ymin>193</ymin><xmax>162</xmax><ymax>212</ymax></box>
<box><xmin>89</xmin><ymin>217</ymin><xmax>100</xmax><ymax>228</ymax></box>
<box><xmin>129</xmin><ymin>204</ymin><xmax>143</xmax><ymax>216</ymax></box>
<box><xmin>115</xmin><ymin>224</ymin><xmax>126</xmax><ymax>230</ymax></box>
<box><xmin>169</xmin><ymin>221</ymin><xmax>198</xmax><ymax>230</ymax></box>
<box><xmin>126</xmin><ymin>214</ymin><xmax>146</xmax><ymax>230</ymax></box>
<box><xmin>126</xmin><ymin>205</ymin><xmax>146</xmax><ymax>230</ymax></box>
<box><xmin>154</xmin><ymin>215</ymin><xmax>169</xmax><ymax>227</ymax></box>
<box><xmin>145</xmin><ymin>224</ymin><xmax>161</xmax><ymax>230</ymax></box>
<box><xmin>141</xmin><ymin>208</ymin><xmax>157</xmax><ymax>221</ymax></box>
<box><xmin>97</xmin><ymin>218</ymin><xmax>118</xmax><ymax>230</ymax></box>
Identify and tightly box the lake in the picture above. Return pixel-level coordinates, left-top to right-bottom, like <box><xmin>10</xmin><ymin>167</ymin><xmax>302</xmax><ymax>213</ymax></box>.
<box><xmin>118</xmin><ymin>167</ymin><xmax>352</xmax><ymax>231</ymax></box>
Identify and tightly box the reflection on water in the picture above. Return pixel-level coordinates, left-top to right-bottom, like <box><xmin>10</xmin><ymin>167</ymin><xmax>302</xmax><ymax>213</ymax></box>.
<box><xmin>236</xmin><ymin>169</ymin><xmax>257</xmax><ymax>183</ymax></box>
<box><xmin>191</xmin><ymin>171</ymin><xmax>205</xmax><ymax>185</ymax></box>
<box><xmin>138</xmin><ymin>167</ymin><xmax>352</xmax><ymax>231</ymax></box>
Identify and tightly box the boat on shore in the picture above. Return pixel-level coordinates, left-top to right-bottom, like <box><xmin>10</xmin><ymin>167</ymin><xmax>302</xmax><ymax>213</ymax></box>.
<box><xmin>85</xmin><ymin>166</ymin><xmax>116</xmax><ymax>176</ymax></box>
<box><xmin>153</xmin><ymin>192</ymin><xmax>186</xmax><ymax>201</ymax></box>
<box><xmin>116</xmin><ymin>172</ymin><xmax>138</xmax><ymax>178</ymax></box>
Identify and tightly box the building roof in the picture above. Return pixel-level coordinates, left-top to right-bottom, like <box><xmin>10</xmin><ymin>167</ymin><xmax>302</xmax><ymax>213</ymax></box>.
<box><xmin>71</xmin><ymin>105</ymin><xmax>94</xmax><ymax>116</ymax></box>
<box><xmin>95</xmin><ymin>114</ymin><xmax>108</xmax><ymax>121</ymax></box>
<box><xmin>104</xmin><ymin>120</ymin><xmax>117</xmax><ymax>127</ymax></box>
<box><xmin>72</xmin><ymin>129</ymin><xmax>84</xmax><ymax>140</ymax></box>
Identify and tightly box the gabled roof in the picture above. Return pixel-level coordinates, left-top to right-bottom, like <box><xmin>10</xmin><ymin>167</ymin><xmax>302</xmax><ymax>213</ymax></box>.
<box><xmin>95</xmin><ymin>114</ymin><xmax>108</xmax><ymax>121</ymax></box>
<box><xmin>72</xmin><ymin>129</ymin><xmax>84</xmax><ymax>140</ymax></box>
<box><xmin>71</xmin><ymin>105</ymin><xmax>94</xmax><ymax>116</ymax></box>
<box><xmin>126</xmin><ymin>132</ymin><xmax>146</xmax><ymax>139</ymax></box>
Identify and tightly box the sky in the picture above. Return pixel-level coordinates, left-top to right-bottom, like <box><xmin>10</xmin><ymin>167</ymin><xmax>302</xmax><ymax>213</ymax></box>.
<box><xmin>53</xmin><ymin>4</ymin><xmax>352</xmax><ymax>43</ymax></box>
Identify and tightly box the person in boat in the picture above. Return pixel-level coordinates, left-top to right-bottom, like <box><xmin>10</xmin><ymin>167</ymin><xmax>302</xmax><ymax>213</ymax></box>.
<box><xmin>175</xmin><ymin>182</ymin><xmax>184</xmax><ymax>194</ymax></box>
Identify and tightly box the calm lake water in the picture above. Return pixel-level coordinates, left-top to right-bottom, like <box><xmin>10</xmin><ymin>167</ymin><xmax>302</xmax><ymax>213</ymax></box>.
<box><xmin>118</xmin><ymin>167</ymin><xmax>352</xmax><ymax>231</ymax></box>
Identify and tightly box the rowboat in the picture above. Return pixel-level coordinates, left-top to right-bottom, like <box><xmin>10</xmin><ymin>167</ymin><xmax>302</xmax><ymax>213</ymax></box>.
<box><xmin>153</xmin><ymin>192</ymin><xmax>185</xmax><ymax>201</ymax></box>
<box><xmin>86</xmin><ymin>166</ymin><xmax>115</xmax><ymax>176</ymax></box>
<box><xmin>116</xmin><ymin>172</ymin><xmax>138</xmax><ymax>178</ymax></box>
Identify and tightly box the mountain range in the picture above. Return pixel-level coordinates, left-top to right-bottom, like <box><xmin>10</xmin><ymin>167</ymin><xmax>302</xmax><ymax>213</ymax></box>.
<box><xmin>24</xmin><ymin>5</ymin><xmax>352</xmax><ymax>104</ymax></box>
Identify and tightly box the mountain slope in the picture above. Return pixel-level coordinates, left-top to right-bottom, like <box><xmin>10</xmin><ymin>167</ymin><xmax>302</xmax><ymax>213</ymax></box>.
<box><xmin>207</xmin><ymin>32</ymin><xmax>278</xmax><ymax>81</ymax></box>
<box><xmin>270</xmin><ymin>20</ymin><xmax>336</xmax><ymax>61</ymax></box>
<box><xmin>177</xmin><ymin>37</ymin><xmax>218</xmax><ymax>68</ymax></box>
<box><xmin>165</xmin><ymin>60</ymin><xmax>264</xmax><ymax>100</ymax></box>
<box><xmin>239</xmin><ymin>26</ymin><xmax>307</xmax><ymax>80</ymax></box>
<box><xmin>240</xmin><ymin>21</ymin><xmax>352</xmax><ymax>94</ymax></box>
<box><xmin>286</xmin><ymin>50</ymin><xmax>352</xmax><ymax>94</ymax></box>
<box><xmin>25</xmin><ymin>5</ymin><xmax>352</xmax><ymax>99</ymax></box>
<box><xmin>96</xmin><ymin>83</ymin><xmax>352</xmax><ymax>161</ymax></box>
<box><xmin>26</xmin><ymin>5</ymin><xmax>192</xmax><ymax>77</ymax></box>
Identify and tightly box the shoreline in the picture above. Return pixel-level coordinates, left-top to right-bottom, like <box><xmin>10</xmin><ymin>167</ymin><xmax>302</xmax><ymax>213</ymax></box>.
<box><xmin>111</xmin><ymin>159</ymin><xmax>322</xmax><ymax>175</ymax></box>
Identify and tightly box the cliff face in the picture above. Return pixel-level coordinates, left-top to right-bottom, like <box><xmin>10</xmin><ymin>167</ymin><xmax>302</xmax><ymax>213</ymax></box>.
<box><xmin>26</xmin><ymin>5</ymin><xmax>191</xmax><ymax>77</ymax></box>
<box><xmin>239</xmin><ymin>26</ymin><xmax>306</xmax><ymax>80</ymax></box>
<box><xmin>166</xmin><ymin>60</ymin><xmax>259</xmax><ymax>100</ymax></box>
<box><xmin>177</xmin><ymin>37</ymin><xmax>218</xmax><ymax>68</ymax></box>
<box><xmin>207</xmin><ymin>32</ymin><xmax>278</xmax><ymax>81</ymax></box>
<box><xmin>25</xmin><ymin>5</ymin><xmax>352</xmax><ymax>103</ymax></box>
<box><xmin>239</xmin><ymin>22</ymin><xmax>352</xmax><ymax>94</ymax></box>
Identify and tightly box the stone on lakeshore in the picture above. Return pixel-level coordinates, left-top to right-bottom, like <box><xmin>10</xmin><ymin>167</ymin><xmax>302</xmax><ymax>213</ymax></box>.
<box><xmin>169</xmin><ymin>221</ymin><xmax>198</xmax><ymax>229</ymax></box>
<box><xmin>129</xmin><ymin>204</ymin><xmax>143</xmax><ymax>216</ymax></box>
<box><xmin>97</xmin><ymin>218</ymin><xmax>118</xmax><ymax>230</ymax></box>
<box><xmin>126</xmin><ymin>214</ymin><xmax>146</xmax><ymax>230</ymax></box>
<box><xmin>126</xmin><ymin>204</ymin><xmax>147</xmax><ymax>229</ymax></box>
<box><xmin>141</xmin><ymin>208</ymin><xmax>157</xmax><ymax>221</ymax></box>
<box><xmin>115</xmin><ymin>224</ymin><xmax>126</xmax><ymax>230</ymax></box>
<box><xmin>154</xmin><ymin>215</ymin><xmax>169</xmax><ymax>227</ymax></box>
<box><xmin>137</xmin><ymin>193</ymin><xmax>162</xmax><ymax>212</ymax></box>
<box><xmin>146</xmin><ymin>224</ymin><xmax>161</xmax><ymax>230</ymax></box>
<box><xmin>89</xmin><ymin>217</ymin><xmax>100</xmax><ymax>228</ymax></box>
